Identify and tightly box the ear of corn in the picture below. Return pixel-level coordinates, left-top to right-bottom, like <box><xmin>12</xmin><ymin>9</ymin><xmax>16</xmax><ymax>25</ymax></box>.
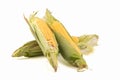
<box><xmin>44</xmin><ymin>9</ymin><xmax>88</xmax><ymax>71</ymax></box>
<box><xmin>24</xmin><ymin>13</ymin><xmax>59</xmax><ymax>71</ymax></box>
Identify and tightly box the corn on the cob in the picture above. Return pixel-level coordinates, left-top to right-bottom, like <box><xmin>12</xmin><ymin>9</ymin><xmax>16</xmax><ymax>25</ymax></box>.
<box><xmin>44</xmin><ymin>9</ymin><xmax>88</xmax><ymax>71</ymax></box>
<box><xmin>24</xmin><ymin>12</ymin><xmax>59</xmax><ymax>71</ymax></box>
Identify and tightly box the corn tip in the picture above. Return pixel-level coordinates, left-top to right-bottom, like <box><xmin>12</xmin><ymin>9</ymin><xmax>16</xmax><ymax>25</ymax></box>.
<box><xmin>12</xmin><ymin>49</ymin><xmax>22</xmax><ymax>57</ymax></box>
<box><xmin>54</xmin><ymin>65</ymin><xmax>57</xmax><ymax>72</ymax></box>
<box><xmin>77</xmin><ymin>66</ymin><xmax>88</xmax><ymax>72</ymax></box>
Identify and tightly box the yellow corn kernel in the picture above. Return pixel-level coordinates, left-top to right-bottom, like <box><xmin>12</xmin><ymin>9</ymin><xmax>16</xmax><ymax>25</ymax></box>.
<box><xmin>31</xmin><ymin>17</ymin><xmax>57</xmax><ymax>48</ymax></box>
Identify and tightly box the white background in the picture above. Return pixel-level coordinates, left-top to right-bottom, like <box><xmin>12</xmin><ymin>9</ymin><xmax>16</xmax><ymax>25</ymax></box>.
<box><xmin>0</xmin><ymin>0</ymin><xmax>120</xmax><ymax>80</ymax></box>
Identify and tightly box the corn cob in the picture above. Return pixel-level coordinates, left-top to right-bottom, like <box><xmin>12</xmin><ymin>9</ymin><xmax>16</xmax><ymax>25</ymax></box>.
<box><xmin>44</xmin><ymin>9</ymin><xmax>88</xmax><ymax>71</ymax></box>
<box><xmin>24</xmin><ymin>12</ymin><xmax>59</xmax><ymax>71</ymax></box>
<box><xmin>12</xmin><ymin>34</ymin><xmax>98</xmax><ymax>57</ymax></box>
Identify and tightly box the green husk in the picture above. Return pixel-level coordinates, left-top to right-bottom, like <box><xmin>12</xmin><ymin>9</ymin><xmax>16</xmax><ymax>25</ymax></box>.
<box><xmin>78</xmin><ymin>34</ymin><xmax>98</xmax><ymax>55</ymax></box>
<box><xmin>78</xmin><ymin>34</ymin><xmax>98</xmax><ymax>46</ymax></box>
